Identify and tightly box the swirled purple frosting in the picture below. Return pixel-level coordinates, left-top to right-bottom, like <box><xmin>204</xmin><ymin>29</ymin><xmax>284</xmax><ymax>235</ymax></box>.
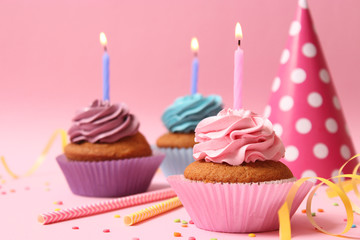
<box><xmin>68</xmin><ymin>100</ymin><xmax>140</xmax><ymax>143</ymax></box>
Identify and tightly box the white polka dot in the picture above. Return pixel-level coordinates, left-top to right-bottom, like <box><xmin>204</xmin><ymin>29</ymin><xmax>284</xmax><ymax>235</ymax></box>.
<box><xmin>298</xmin><ymin>0</ymin><xmax>308</xmax><ymax>9</ymax></box>
<box><xmin>264</xmin><ymin>105</ymin><xmax>271</xmax><ymax>118</ymax></box>
<box><xmin>331</xmin><ymin>169</ymin><xmax>344</xmax><ymax>183</ymax></box>
<box><xmin>273</xmin><ymin>123</ymin><xmax>283</xmax><ymax>137</ymax></box>
<box><xmin>289</xmin><ymin>21</ymin><xmax>301</xmax><ymax>36</ymax></box>
<box><xmin>333</xmin><ymin>96</ymin><xmax>341</xmax><ymax>110</ymax></box>
<box><xmin>325</xmin><ymin>118</ymin><xmax>338</xmax><ymax>133</ymax></box>
<box><xmin>307</xmin><ymin>92</ymin><xmax>323</xmax><ymax>108</ymax></box>
<box><xmin>272</xmin><ymin>77</ymin><xmax>281</xmax><ymax>92</ymax></box>
<box><xmin>319</xmin><ymin>69</ymin><xmax>330</xmax><ymax>83</ymax></box>
<box><xmin>280</xmin><ymin>49</ymin><xmax>290</xmax><ymax>64</ymax></box>
<box><xmin>313</xmin><ymin>143</ymin><xmax>329</xmax><ymax>159</ymax></box>
<box><xmin>285</xmin><ymin>146</ymin><xmax>299</xmax><ymax>162</ymax></box>
<box><xmin>279</xmin><ymin>96</ymin><xmax>294</xmax><ymax>112</ymax></box>
<box><xmin>340</xmin><ymin>145</ymin><xmax>351</xmax><ymax>160</ymax></box>
<box><xmin>345</xmin><ymin>124</ymin><xmax>350</xmax><ymax>136</ymax></box>
<box><xmin>302</xmin><ymin>43</ymin><xmax>317</xmax><ymax>57</ymax></box>
<box><xmin>291</xmin><ymin>68</ymin><xmax>307</xmax><ymax>84</ymax></box>
<box><xmin>296</xmin><ymin>118</ymin><xmax>312</xmax><ymax>134</ymax></box>
<box><xmin>301</xmin><ymin>170</ymin><xmax>317</xmax><ymax>183</ymax></box>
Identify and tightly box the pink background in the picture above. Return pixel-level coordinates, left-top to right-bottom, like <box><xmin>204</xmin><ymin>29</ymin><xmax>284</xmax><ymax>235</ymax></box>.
<box><xmin>1</xmin><ymin>0</ymin><xmax>360</xmax><ymax>172</ymax></box>
<box><xmin>1</xmin><ymin>1</ymin><xmax>360</xmax><ymax>239</ymax></box>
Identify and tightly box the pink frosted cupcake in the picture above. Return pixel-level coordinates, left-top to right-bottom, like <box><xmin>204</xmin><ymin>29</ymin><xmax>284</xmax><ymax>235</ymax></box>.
<box><xmin>168</xmin><ymin>109</ymin><xmax>312</xmax><ymax>232</ymax></box>
<box><xmin>57</xmin><ymin>100</ymin><xmax>164</xmax><ymax>197</ymax></box>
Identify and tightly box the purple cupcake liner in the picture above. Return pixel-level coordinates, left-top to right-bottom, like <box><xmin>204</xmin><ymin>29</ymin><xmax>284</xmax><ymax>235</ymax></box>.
<box><xmin>56</xmin><ymin>152</ymin><xmax>165</xmax><ymax>197</ymax></box>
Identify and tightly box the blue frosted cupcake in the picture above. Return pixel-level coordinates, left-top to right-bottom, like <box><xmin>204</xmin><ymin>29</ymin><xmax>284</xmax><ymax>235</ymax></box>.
<box><xmin>156</xmin><ymin>93</ymin><xmax>222</xmax><ymax>177</ymax></box>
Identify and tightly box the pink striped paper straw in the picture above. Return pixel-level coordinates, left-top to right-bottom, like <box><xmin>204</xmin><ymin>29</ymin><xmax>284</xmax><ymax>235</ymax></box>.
<box><xmin>38</xmin><ymin>188</ymin><xmax>176</xmax><ymax>225</ymax></box>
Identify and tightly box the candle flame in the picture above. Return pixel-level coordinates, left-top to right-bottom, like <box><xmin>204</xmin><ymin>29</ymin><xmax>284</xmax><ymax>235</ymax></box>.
<box><xmin>100</xmin><ymin>32</ymin><xmax>107</xmax><ymax>46</ymax></box>
<box><xmin>235</xmin><ymin>23</ymin><xmax>243</xmax><ymax>40</ymax></box>
<box><xmin>191</xmin><ymin>37</ymin><xmax>199</xmax><ymax>53</ymax></box>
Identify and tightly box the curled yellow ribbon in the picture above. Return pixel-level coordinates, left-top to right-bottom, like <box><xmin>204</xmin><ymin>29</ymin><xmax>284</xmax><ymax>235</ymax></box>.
<box><xmin>279</xmin><ymin>154</ymin><xmax>360</xmax><ymax>240</ymax></box>
<box><xmin>1</xmin><ymin>129</ymin><xmax>68</xmax><ymax>179</ymax></box>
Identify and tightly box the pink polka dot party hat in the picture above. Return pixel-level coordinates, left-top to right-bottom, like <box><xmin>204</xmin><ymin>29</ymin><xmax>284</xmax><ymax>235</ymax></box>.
<box><xmin>265</xmin><ymin>0</ymin><xmax>357</xmax><ymax>180</ymax></box>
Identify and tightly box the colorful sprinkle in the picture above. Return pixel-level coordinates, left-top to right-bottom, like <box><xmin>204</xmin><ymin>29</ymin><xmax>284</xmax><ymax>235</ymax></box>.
<box><xmin>10</xmin><ymin>189</ymin><xmax>15</xmax><ymax>193</ymax></box>
<box><xmin>1</xmin><ymin>180</ymin><xmax>6</xmax><ymax>184</ymax></box>
<box><xmin>45</xmin><ymin>188</ymin><xmax>51</xmax><ymax>191</ymax></box>
<box><xmin>333</xmin><ymin>203</ymin><xmax>339</xmax><ymax>206</ymax></box>
<box><xmin>54</xmin><ymin>208</ymin><xmax>61</xmax><ymax>211</ymax></box>
<box><xmin>72</xmin><ymin>226</ymin><xmax>79</xmax><ymax>230</ymax></box>
<box><xmin>311</xmin><ymin>212</ymin><xmax>316</xmax><ymax>217</ymax></box>
<box><xmin>210</xmin><ymin>238</ymin><xmax>217</xmax><ymax>240</ymax></box>
<box><xmin>132</xmin><ymin>238</ymin><xmax>139</xmax><ymax>240</ymax></box>
<box><xmin>301</xmin><ymin>209</ymin><xmax>306</xmax><ymax>213</ymax></box>
<box><xmin>1</xmin><ymin>191</ymin><xmax>6</xmax><ymax>195</ymax></box>
<box><xmin>114</xmin><ymin>214</ymin><xmax>121</xmax><ymax>218</ymax></box>
<box><xmin>351</xmin><ymin>224</ymin><xmax>356</xmax><ymax>228</ymax></box>
<box><xmin>317</xmin><ymin>208</ymin><xmax>324</xmax><ymax>213</ymax></box>
<box><xmin>174</xmin><ymin>218</ymin><xmax>181</xmax><ymax>223</ymax></box>
<box><xmin>182</xmin><ymin>220</ymin><xmax>188</xmax><ymax>224</ymax></box>
<box><xmin>103</xmin><ymin>229</ymin><xmax>110</xmax><ymax>233</ymax></box>
<box><xmin>174</xmin><ymin>232</ymin><xmax>181</xmax><ymax>237</ymax></box>
<box><xmin>188</xmin><ymin>237</ymin><xmax>196</xmax><ymax>240</ymax></box>
<box><xmin>344</xmin><ymin>219</ymin><xmax>347</xmax><ymax>222</ymax></box>
<box><xmin>25</xmin><ymin>187</ymin><xmax>30</xmax><ymax>190</ymax></box>
<box><xmin>44</xmin><ymin>182</ymin><xmax>50</xmax><ymax>186</ymax></box>
<box><xmin>189</xmin><ymin>220</ymin><xmax>194</xmax><ymax>224</ymax></box>
<box><xmin>248</xmin><ymin>233</ymin><xmax>256</xmax><ymax>237</ymax></box>
<box><xmin>181</xmin><ymin>224</ymin><xmax>188</xmax><ymax>228</ymax></box>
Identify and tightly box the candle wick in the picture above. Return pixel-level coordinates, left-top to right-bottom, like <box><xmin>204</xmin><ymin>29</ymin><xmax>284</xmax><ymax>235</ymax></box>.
<box><xmin>104</xmin><ymin>46</ymin><xmax>108</xmax><ymax>52</ymax></box>
<box><xmin>194</xmin><ymin>52</ymin><xmax>198</xmax><ymax>57</ymax></box>
<box><xmin>238</xmin><ymin>39</ymin><xmax>241</xmax><ymax>47</ymax></box>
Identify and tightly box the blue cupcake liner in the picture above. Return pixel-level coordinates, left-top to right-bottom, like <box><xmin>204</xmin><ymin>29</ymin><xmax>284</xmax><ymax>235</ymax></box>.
<box><xmin>153</xmin><ymin>147</ymin><xmax>194</xmax><ymax>177</ymax></box>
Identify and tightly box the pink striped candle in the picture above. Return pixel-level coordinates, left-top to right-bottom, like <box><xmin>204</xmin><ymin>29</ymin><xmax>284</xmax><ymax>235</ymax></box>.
<box><xmin>38</xmin><ymin>188</ymin><xmax>176</xmax><ymax>225</ymax></box>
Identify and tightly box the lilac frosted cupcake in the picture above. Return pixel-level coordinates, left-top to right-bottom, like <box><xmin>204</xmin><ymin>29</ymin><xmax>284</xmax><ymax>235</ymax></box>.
<box><xmin>168</xmin><ymin>109</ymin><xmax>313</xmax><ymax>232</ymax></box>
<box><xmin>57</xmin><ymin>100</ymin><xmax>164</xmax><ymax>197</ymax></box>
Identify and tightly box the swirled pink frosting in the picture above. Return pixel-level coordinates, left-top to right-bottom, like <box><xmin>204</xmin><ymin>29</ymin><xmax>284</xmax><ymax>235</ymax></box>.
<box><xmin>193</xmin><ymin>108</ymin><xmax>285</xmax><ymax>165</ymax></box>
<box><xmin>68</xmin><ymin>100</ymin><xmax>139</xmax><ymax>143</ymax></box>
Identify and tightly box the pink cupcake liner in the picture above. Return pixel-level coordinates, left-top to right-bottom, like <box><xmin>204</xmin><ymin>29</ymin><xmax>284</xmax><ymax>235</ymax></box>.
<box><xmin>167</xmin><ymin>175</ymin><xmax>313</xmax><ymax>233</ymax></box>
<box><xmin>56</xmin><ymin>152</ymin><xmax>165</xmax><ymax>198</ymax></box>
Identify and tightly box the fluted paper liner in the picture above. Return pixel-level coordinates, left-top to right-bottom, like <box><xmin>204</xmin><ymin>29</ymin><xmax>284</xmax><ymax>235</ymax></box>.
<box><xmin>155</xmin><ymin>147</ymin><xmax>194</xmax><ymax>177</ymax></box>
<box><xmin>57</xmin><ymin>152</ymin><xmax>164</xmax><ymax>197</ymax></box>
<box><xmin>168</xmin><ymin>175</ymin><xmax>313</xmax><ymax>233</ymax></box>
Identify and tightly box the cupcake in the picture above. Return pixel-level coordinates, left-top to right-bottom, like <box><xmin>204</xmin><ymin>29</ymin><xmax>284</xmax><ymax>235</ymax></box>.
<box><xmin>57</xmin><ymin>100</ymin><xmax>165</xmax><ymax>197</ymax></box>
<box><xmin>168</xmin><ymin>108</ymin><xmax>313</xmax><ymax>233</ymax></box>
<box><xmin>156</xmin><ymin>93</ymin><xmax>222</xmax><ymax>177</ymax></box>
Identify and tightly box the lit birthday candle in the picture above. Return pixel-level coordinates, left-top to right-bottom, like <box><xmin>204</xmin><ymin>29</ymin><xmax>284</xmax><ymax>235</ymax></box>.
<box><xmin>100</xmin><ymin>32</ymin><xmax>110</xmax><ymax>101</ymax></box>
<box><xmin>191</xmin><ymin>37</ymin><xmax>199</xmax><ymax>95</ymax></box>
<box><xmin>233</xmin><ymin>23</ymin><xmax>243</xmax><ymax>109</ymax></box>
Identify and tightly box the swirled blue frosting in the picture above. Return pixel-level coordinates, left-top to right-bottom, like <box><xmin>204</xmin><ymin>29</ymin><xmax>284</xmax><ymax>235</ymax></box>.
<box><xmin>162</xmin><ymin>93</ymin><xmax>223</xmax><ymax>132</ymax></box>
